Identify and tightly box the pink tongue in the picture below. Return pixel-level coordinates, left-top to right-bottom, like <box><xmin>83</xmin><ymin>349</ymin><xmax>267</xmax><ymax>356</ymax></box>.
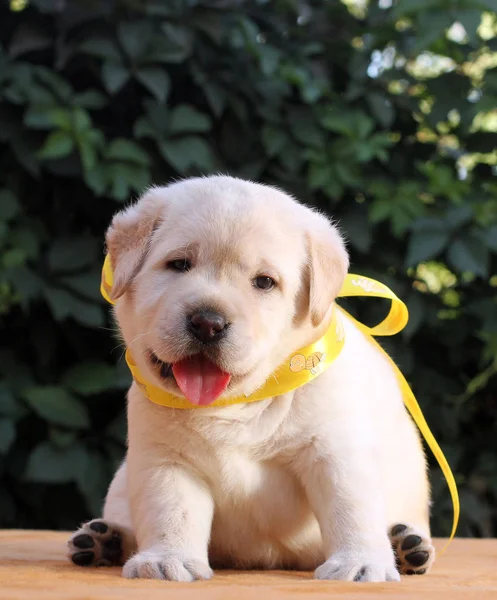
<box><xmin>172</xmin><ymin>356</ymin><xmax>231</xmax><ymax>406</ymax></box>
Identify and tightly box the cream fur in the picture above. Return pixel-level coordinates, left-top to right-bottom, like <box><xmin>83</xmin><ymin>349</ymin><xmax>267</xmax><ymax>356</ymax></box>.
<box><xmin>74</xmin><ymin>176</ymin><xmax>432</xmax><ymax>582</ymax></box>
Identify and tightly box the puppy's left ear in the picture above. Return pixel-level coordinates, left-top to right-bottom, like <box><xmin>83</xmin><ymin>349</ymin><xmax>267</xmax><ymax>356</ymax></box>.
<box><xmin>306</xmin><ymin>218</ymin><xmax>349</xmax><ymax>327</ymax></box>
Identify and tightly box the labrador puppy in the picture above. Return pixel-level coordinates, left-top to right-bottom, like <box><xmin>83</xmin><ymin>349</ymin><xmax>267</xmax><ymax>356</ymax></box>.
<box><xmin>68</xmin><ymin>175</ymin><xmax>434</xmax><ymax>582</ymax></box>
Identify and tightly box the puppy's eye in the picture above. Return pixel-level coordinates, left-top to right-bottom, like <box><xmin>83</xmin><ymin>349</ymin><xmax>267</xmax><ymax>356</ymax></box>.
<box><xmin>253</xmin><ymin>275</ymin><xmax>276</xmax><ymax>291</ymax></box>
<box><xmin>166</xmin><ymin>259</ymin><xmax>191</xmax><ymax>272</ymax></box>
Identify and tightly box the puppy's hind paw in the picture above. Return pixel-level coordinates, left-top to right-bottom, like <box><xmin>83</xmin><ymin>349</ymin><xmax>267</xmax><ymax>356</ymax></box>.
<box><xmin>68</xmin><ymin>520</ymin><xmax>123</xmax><ymax>567</ymax></box>
<box><xmin>389</xmin><ymin>523</ymin><xmax>435</xmax><ymax>575</ymax></box>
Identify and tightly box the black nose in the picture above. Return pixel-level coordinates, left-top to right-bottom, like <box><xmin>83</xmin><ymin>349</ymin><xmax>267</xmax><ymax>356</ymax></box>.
<box><xmin>188</xmin><ymin>310</ymin><xmax>228</xmax><ymax>343</ymax></box>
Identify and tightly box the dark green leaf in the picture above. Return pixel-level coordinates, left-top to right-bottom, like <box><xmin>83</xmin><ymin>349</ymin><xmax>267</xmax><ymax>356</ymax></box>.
<box><xmin>412</xmin><ymin>11</ymin><xmax>454</xmax><ymax>53</ymax></box>
<box><xmin>22</xmin><ymin>386</ymin><xmax>90</xmax><ymax>429</ymax></box>
<box><xmin>35</xmin><ymin>68</ymin><xmax>73</xmax><ymax>101</ymax></box>
<box><xmin>159</xmin><ymin>24</ymin><xmax>193</xmax><ymax>63</ymax></box>
<box><xmin>24</xmin><ymin>106</ymin><xmax>71</xmax><ymax>130</ymax></box>
<box><xmin>409</xmin><ymin>217</ymin><xmax>447</xmax><ymax>233</ymax></box>
<box><xmin>102</xmin><ymin>61</ymin><xmax>130</xmax><ymax>94</ymax></box>
<box><xmin>142</xmin><ymin>99</ymin><xmax>171</xmax><ymax>134</ymax></box>
<box><xmin>71</xmin><ymin>107</ymin><xmax>92</xmax><ymax>133</ymax></box>
<box><xmin>10</xmin><ymin>226</ymin><xmax>40</xmax><ymax>259</ymax></box>
<box><xmin>456</xmin><ymin>9</ymin><xmax>482</xmax><ymax>45</ymax></box>
<box><xmin>77</xmin><ymin>136</ymin><xmax>98</xmax><ymax>171</ymax></box>
<box><xmin>11</xmin><ymin>133</ymin><xmax>41</xmax><ymax>177</ymax></box>
<box><xmin>202</xmin><ymin>82</ymin><xmax>226</xmax><ymax>117</ymax></box>
<box><xmin>308</xmin><ymin>161</ymin><xmax>332</xmax><ymax>191</ymax></box>
<box><xmin>320</xmin><ymin>109</ymin><xmax>373</xmax><ymax>138</ymax></box>
<box><xmin>105</xmin><ymin>162</ymin><xmax>151</xmax><ymax>200</ymax></box>
<box><xmin>135</xmin><ymin>67</ymin><xmax>170</xmax><ymax>102</ymax></box>
<box><xmin>446</xmin><ymin>204</ymin><xmax>473</xmax><ymax>229</ymax></box>
<box><xmin>76</xmin><ymin>449</ymin><xmax>110</xmax><ymax>515</ymax></box>
<box><xmin>134</xmin><ymin>116</ymin><xmax>159</xmax><ymax>139</ymax></box>
<box><xmin>288</xmin><ymin>109</ymin><xmax>324</xmax><ymax>149</ymax></box>
<box><xmin>4</xmin><ymin>266</ymin><xmax>43</xmax><ymax>305</ymax></box>
<box><xmin>406</xmin><ymin>231</ymin><xmax>451</xmax><ymax>266</ymax></box>
<box><xmin>0</xmin><ymin>384</ymin><xmax>25</xmax><ymax>419</ymax></box>
<box><xmin>0</xmin><ymin>190</ymin><xmax>20</xmax><ymax>221</ymax></box>
<box><xmin>447</xmin><ymin>235</ymin><xmax>489</xmax><ymax>278</ymax></box>
<box><xmin>48</xmin><ymin>237</ymin><xmax>98</xmax><ymax>272</ymax></box>
<box><xmin>9</xmin><ymin>24</ymin><xmax>52</xmax><ymax>58</ymax></box>
<box><xmin>49</xmin><ymin>428</ymin><xmax>76</xmax><ymax>449</ymax></box>
<box><xmin>340</xmin><ymin>208</ymin><xmax>372</xmax><ymax>253</ymax></box>
<box><xmin>60</xmin><ymin>270</ymin><xmax>103</xmax><ymax>302</ymax></box>
<box><xmin>79</xmin><ymin>38</ymin><xmax>121</xmax><ymax>61</ymax></box>
<box><xmin>367</xmin><ymin>92</ymin><xmax>395</xmax><ymax>128</ymax></box>
<box><xmin>106</xmin><ymin>411</ymin><xmax>127</xmax><ymax>444</ymax></box>
<box><xmin>392</xmin><ymin>0</ymin><xmax>439</xmax><ymax>18</ymax></box>
<box><xmin>159</xmin><ymin>136</ymin><xmax>214</xmax><ymax>173</ymax></box>
<box><xmin>44</xmin><ymin>287</ymin><xmax>104</xmax><ymax>327</ymax></box>
<box><xmin>105</xmin><ymin>138</ymin><xmax>150</xmax><ymax>166</ymax></box>
<box><xmin>169</xmin><ymin>104</ymin><xmax>211</xmax><ymax>134</ymax></box>
<box><xmin>74</xmin><ymin>89</ymin><xmax>108</xmax><ymax>109</ymax></box>
<box><xmin>482</xmin><ymin>226</ymin><xmax>497</xmax><ymax>252</ymax></box>
<box><xmin>114</xmin><ymin>358</ymin><xmax>133</xmax><ymax>390</ymax></box>
<box><xmin>403</xmin><ymin>293</ymin><xmax>425</xmax><ymax>339</ymax></box>
<box><xmin>25</xmin><ymin>442</ymin><xmax>89</xmax><ymax>484</ymax></box>
<box><xmin>37</xmin><ymin>131</ymin><xmax>74</xmax><ymax>160</ymax></box>
<box><xmin>0</xmin><ymin>489</ymin><xmax>16</xmax><ymax>524</ymax></box>
<box><xmin>84</xmin><ymin>163</ymin><xmax>107</xmax><ymax>196</ymax></box>
<box><xmin>0</xmin><ymin>419</ymin><xmax>15</xmax><ymax>454</ymax></box>
<box><xmin>118</xmin><ymin>21</ymin><xmax>153</xmax><ymax>61</ymax></box>
<box><xmin>261</xmin><ymin>125</ymin><xmax>289</xmax><ymax>158</ymax></box>
<box><xmin>192</xmin><ymin>11</ymin><xmax>226</xmax><ymax>44</ymax></box>
<box><xmin>369</xmin><ymin>199</ymin><xmax>391</xmax><ymax>224</ymax></box>
<box><xmin>63</xmin><ymin>361</ymin><xmax>118</xmax><ymax>396</ymax></box>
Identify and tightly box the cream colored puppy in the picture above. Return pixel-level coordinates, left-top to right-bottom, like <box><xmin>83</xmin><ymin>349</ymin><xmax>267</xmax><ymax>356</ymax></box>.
<box><xmin>68</xmin><ymin>176</ymin><xmax>434</xmax><ymax>582</ymax></box>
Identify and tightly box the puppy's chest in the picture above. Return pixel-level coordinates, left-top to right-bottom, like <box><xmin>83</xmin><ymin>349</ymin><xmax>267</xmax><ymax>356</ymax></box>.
<box><xmin>211</xmin><ymin>451</ymin><xmax>307</xmax><ymax>517</ymax></box>
<box><xmin>189</xmin><ymin>399</ymin><xmax>311</xmax><ymax>506</ymax></box>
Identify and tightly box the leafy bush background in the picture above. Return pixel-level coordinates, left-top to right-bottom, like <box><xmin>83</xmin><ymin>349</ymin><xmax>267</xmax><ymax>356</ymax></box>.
<box><xmin>0</xmin><ymin>0</ymin><xmax>496</xmax><ymax>536</ymax></box>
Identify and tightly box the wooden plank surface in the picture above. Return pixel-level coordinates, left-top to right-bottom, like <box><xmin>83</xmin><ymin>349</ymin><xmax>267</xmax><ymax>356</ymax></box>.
<box><xmin>0</xmin><ymin>531</ymin><xmax>496</xmax><ymax>599</ymax></box>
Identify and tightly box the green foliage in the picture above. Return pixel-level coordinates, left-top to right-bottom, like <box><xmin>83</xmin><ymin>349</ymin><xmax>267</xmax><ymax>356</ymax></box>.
<box><xmin>0</xmin><ymin>0</ymin><xmax>496</xmax><ymax>536</ymax></box>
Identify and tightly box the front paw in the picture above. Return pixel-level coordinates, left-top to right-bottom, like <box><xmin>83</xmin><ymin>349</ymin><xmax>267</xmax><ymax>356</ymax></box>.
<box><xmin>315</xmin><ymin>548</ymin><xmax>400</xmax><ymax>583</ymax></box>
<box><xmin>123</xmin><ymin>549</ymin><xmax>213</xmax><ymax>582</ymax></box>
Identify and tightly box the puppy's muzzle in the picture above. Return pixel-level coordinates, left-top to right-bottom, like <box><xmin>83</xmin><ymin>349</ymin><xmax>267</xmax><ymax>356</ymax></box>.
<box><xmin>187</xmin><ymin>309</ymin><xmax>229</xmax><ymax>344</ymax></box>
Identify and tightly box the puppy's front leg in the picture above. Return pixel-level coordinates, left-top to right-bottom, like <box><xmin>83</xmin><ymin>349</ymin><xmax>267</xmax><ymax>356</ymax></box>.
<box><xmin>123</xmin><ymin>459</ymin><xmax>214</xmax><ymax>582</ymax></box>
<box><xmin>296</xmin><ymin>438</ymin><xmax>400</xmax><ymax>583</ymax></box>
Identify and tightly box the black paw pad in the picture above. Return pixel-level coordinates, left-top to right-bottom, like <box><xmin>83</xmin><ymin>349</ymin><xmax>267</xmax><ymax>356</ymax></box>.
<box><xmin>354</xmin><ymin>567</ymin><xmax>367</xmax><ymax>581</ymax></box>
<box><xmin>390</xmin><ymin>524</ymin><xmax>407</xmax><ymax>536</ymax></box>
<box><xmin>406</xmin><ymin>551</ymin><xmax>429</xmax><ymax>567</ymax></box>
<box><xmin>72</xmin><ymin>551</ymin><xmax>95</xmax><ymax>566</ymax></box>
<box><xmin>89</xmin><ymin>521</ymin><xmax>108</xmax><ymax>534</ymax></box>
<box><xmin>102</xmin><ymin>534</ymin><xmax>122</xmax><ymax>563</ymax></box>
<box><xmin>73</xmin><ymin>534</ymin><xmax>95</xmax><ymax>549</ymax></box>
<box><xmin>401</xmin><ymin>535</ymin><xmax>422</xmax><ymax>551</ymax></box>
<box><xmin>405</xmin><ymin>568</ymin><xmax>427</xmax><ymax>576</ymax></box>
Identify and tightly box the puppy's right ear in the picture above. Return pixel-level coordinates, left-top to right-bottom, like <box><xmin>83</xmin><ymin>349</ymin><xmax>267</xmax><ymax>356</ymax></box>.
<box><xmin>105</xmin><ymin>189</ymin><xmax>165</xmax><ymax>300</ymax></box>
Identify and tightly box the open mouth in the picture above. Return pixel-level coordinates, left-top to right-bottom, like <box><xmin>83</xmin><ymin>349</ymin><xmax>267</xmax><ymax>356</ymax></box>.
<box><xmin>148</xmin><ymin>351</ymin><xmax>231</xmax><ymax>406</ymax></box>
<box><xmin>149</xmin><ymin>352</ymin><xmax>173</xmax><ymax>380</ymax></box>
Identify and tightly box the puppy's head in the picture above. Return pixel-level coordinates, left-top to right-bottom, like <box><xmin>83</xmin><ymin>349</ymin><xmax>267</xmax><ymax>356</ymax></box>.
<box><xmin>106</xmin><ymin>176</ymin><xmax>348</xmax><ymax>405</ymax></box>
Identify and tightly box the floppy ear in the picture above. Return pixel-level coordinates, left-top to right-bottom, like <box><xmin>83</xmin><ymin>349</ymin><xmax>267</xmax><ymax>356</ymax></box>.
<box><xmin>306</xmin><ymin>218</ymin><xmax>349</xmax><ymax>327</ymax></box>
<box><xmin>105</xmin><ymin>188</ymin><xmax>165</xmax><ymax>300</ymax></box>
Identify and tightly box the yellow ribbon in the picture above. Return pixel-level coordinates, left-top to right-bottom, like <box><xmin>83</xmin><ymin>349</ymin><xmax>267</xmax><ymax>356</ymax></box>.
<box><xmin>101</xmin><ymin>256</ymin><xmax>458</xmax><ymax>548</ymax></box>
